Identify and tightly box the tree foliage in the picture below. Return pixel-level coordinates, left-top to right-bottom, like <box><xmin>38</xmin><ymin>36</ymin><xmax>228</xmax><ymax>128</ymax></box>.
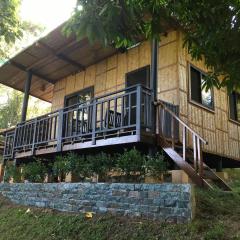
<box><xmin>0</xmin><ymin>85</ymin><xmax>51</xmax><ymax>129</ymax></box>
<box><xmin>65</xmin><ymin>0</ymin><xmax>240</xmax><ymax>91</ymax></box>
<box><xmin>0</xmin><ymin>0</ymin><xmax>44</xmax><ymax>59</ymax></box>
<box><xmin>0</xmin><ymin>0</ymin><xmax>22</xmax><ymax>44</ymax></box>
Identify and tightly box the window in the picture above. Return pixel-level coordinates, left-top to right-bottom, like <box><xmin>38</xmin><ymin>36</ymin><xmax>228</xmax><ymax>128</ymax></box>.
<box><xmin>65</xmin><ymin>87</ymin><xmax>94</xmax><ymax>108</ymax></box>
<box><xmin>126</xmin><ymin>65</ymin><xmax>150</xmax><ymax>88</ymax></box>
<box><xmin>229</xmin><ymin>91</ymin><xmax>240</xmax><ymax>122</ymax></box>
<box><xmin>190</xmin><ymin>65</ymin><xmax>214</xmax><ymax>109</ymax></box>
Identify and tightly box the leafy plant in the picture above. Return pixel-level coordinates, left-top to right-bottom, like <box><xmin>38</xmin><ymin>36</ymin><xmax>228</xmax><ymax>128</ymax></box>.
<box><xmin>3</xmin><ymin>163</ymin><xmax>22</xmax><ymax>183</ymax></box>
<box><xmin>145</xmin><ymin>152</ymin><xmax>168</xmax><ymax>179</ymax></box>
<box><xmin>21</xmin><ymin>160</ymin><xmax>47</xmax><ymax>183</ymax></box>
<box><xmin>65</xmin><ymin>1</ymin><xmax>240</xmax><ymax>91</ymax></box>
<box><xmin>52</xmin><ymin>155</ymin><xmax>71</xmax><ymax>182</ymax></box>
<box><xmin>67</xmin><ymin>152</ymin><xmax>91</xmax><ymax>181</ymax></box>
<box><xmin>86</xmin><ymin>152</ymin><xmax>115</xmax><ymax>181</ymax></box>
<box><xmin>117</xmin><ymin>148</ymin><xmax>145</xmax><ymax>177</ymax></box>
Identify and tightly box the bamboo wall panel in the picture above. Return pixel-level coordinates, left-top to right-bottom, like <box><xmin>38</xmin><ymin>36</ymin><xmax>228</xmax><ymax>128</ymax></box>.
<box><xmin>158</xmin><ymin>31</ymin><xmax>179</xmax><ymax>105</ymax></box>
<box><xmin>52</xmin><ymin>41</ymin><xmax>152</xmax><ymax>111</ymax></box>
<box><xmin>178</xmin><ymin>31</ymin><xmax>240</xmax><ymax>160</ymax></box>
<box><xmin>179</xmin><ymin>91</ymin><xmax>188</xmax><ymax>116</ymax></box>
<box><xmin>50</xmin><ymin>29</ymin><xmax>240</xmax><ymax>161</ymax></box>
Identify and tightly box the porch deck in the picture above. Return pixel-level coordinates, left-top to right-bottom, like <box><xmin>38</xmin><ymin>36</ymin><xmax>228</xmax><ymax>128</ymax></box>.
<box><xmin>3</xmin><ymin>85</ymin><xmax>154</xmax><ymax>160</ymax></box>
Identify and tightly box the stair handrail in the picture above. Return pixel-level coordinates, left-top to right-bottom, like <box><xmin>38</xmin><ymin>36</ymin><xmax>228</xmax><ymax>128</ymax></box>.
<box><xmin>154</xmin><ymin>100</ymin><xmax>207</xmax><ymax>144</ymax></box>
<box><xmin>155</xmin><ymin>100</ymin><xmax>208</xmax><ymax>177</ymax></box>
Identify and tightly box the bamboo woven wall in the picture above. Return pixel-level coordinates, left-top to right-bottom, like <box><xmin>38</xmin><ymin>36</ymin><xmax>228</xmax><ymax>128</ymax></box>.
<box><xmin>51</xmin><ymin>30</ymin><xmax>240</xmax><ymax>161</ymax></box>
<box><xmin>51</xmin><ymin>40</ymin><xmax>152</xmax><ymax>111</ymax></box>
<box><xmin>177</xmin><ymin>31</ymin><xmax>240</xmax><ymax>160</ymax></box>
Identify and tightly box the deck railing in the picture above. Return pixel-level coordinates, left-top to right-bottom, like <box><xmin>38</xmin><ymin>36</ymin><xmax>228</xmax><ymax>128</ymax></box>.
<box><xmin>3</xmin><ymin>85</ymin><xmax>152</xmax><ymax>159</ymax></box>
<box><xmin>155</xmin><ymin>100</ymin><xmax>207</xmax><ymax>177</ymax></box>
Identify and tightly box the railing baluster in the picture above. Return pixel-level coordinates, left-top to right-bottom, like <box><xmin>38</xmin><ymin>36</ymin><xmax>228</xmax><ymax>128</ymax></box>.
<box><xmin>49</xmin><ymin>117</ymin><xmax>52</xmax><ymax>141</ymax></box>
<box><xmin>80</xmin><ymin>108</ymin><xmax>84</xmax><ymax>134</ymax></box>
<box><xmin>197</xmin><ymin>138</ymin><xmax>203</xmax><ymax>177</ymax></box>
<box><xmin>114</xmin><ymin>98</ymin><xmax>117</xmax><ymax>128</ymax></box>
<box><xmin>171</xmin><ymin>115</ymin><xmax>175</xmax><ymax>149</ymax></box>
<box><xmin>31</xmin><ymin>118</ymin><xmax>37</xmax><ymax>155</ymax></box>
<box><xmin>161</xmin><ymin>108</ymin><xmax>165</xmax><ymax>135</ymax></box>
<box><xmin>100</xmin><ymin>102</ymin><xmax>103</xmax><ymax>130</ymax></box>
<box><xmin>106</xmin><ymin>100</ymin><xmax>110</xmax><ymax>129</ymax></box>
<box><xmin>128</xmin><ymin>94</ymin><xmax>131</xmax><ymax>126</ymax></box>
<box><xmin>193</xmin><ymin>134</ymin><xmax>197</xmax><ymax>170</ymax></box>
<box><xmin>121</xmin><ymin>96</ymin><xmax>124</xmax><ymax>127</ymax></box>
<box><xmin>65</xmin><ymin>112</ymin><xmax>68</xmax><ymax>137</ymax></box>
<box><xmin>75</xmin><ymin>109</ymin><xmax>79</xmax><ymax>136</ymax></box>
<box><xmin>136</xmin><ymin>85</ymin><xmax>141</xmax><ymax>136</ymax></box>
<box><xmin>92</xmin><ymin>99</ymin><xmax>97</xmax><ymax>145</ymax></box>
<box><xmin>182</xmin><ymin>126</ymin><xmax>186</xmax><ymax>161</ymax></box>
<box><xmin>57</xmin><ymin>110</ymin><xmax>63</xmax><ymax>152</ymax></box>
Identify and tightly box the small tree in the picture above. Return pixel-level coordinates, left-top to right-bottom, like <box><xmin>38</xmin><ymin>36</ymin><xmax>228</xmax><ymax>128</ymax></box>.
<box><xmin>52</xmin><ymin>155</ymin><xmax>71</xmax><ymax>182</ymax></box>
<box><xmin>21</xmin><ymin>160</ymin><xmax>47</xmax><ymax>183</ymax></box>
<box><xmin>67</xmin><ymin>152</ymin><xmax>91</xmax><ymax>181</ymax></box>
<box><xmin>117</xmin><ymin>148</ymin><xmax>145</xmax><ymax>181</ymax></box>
<box><xmin>145</xmin><ymin>152</ymin><xmax>168</xmax><ymax>180</ymax></box>
<box><xmin>3</xmin><ymin>163</ymin><xmax>22</xmax><ymax>183</ymax></box>
<box><xmin>87</xmin><ymin>152</ymin><xmax>115</xmax><ymax>182</ymax></box>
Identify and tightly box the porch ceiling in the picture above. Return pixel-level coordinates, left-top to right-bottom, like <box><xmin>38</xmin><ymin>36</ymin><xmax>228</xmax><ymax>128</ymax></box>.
<box><xmin>0</xmin><ymin>23</ymin><xmax>117</xmax><ymax>103</ymax></box>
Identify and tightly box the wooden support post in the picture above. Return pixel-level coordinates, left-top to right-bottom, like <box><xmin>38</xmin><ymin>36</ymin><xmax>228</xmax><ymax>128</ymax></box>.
<box><xmin>136</xmin><ymin>85</ymin><xmax>142</xmax><ymax>137</ymax></box>
<box><xmin>150</xmin><ymin>38</ymin><xmax>158</xmax><ymax>133</ymax></box>
<box><xmin>92</xmin><ymin>100</ymin><xmax>97</xmax><ymax>145</ymax></box>
<box><xmin>21</xmin><ymin>71</ymin><xmax>32</xmax><ymax>122</ymax></box>
<box><xmin>57</xmin><ymin>109</ymin><xmax>63</xmax><ymax>152</ymax></box>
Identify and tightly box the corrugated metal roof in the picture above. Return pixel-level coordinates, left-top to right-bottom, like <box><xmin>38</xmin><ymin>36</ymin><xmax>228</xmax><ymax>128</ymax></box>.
<box><xmin>0</xmin><ymin>23</ymin><xmax>117</xmax><ymax>102</ymax></box>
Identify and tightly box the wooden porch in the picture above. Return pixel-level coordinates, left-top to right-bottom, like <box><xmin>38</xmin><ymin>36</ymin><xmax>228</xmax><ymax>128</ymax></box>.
<box><xmin>3</xmin><ymin>85</ymin><xmax>154</xmax><ymax>160</ymax></box>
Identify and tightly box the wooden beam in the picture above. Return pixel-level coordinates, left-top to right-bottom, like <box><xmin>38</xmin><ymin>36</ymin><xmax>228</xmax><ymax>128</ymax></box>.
<box><xmin>9</xmin><ymin>60</ymin><xmax>54</xmax><ymax>84</ymax></box>
<box><xmin>21</xmin><ymin>71</ymin><xmax>32</xmax><ymax>122</ymax></box>
<box><xmin>38</xmin><ymin>41</ymin><xmax>85</xmax><ymax>70</ymax></box>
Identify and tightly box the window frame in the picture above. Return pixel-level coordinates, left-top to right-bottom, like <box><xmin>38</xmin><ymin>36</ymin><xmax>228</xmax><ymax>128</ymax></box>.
<box><xmin>64</xmin><ymin>86</ymin><xmax>94</xmax><ymax>108</ymax></box>
<box><xmin>125</xmin><ymin>65</ymin><xmax>150</xmax><ymax>88</ymax></box>
<box><xmin>229</xmin><ymin>91</ymin><xmax>240</xmax><ymax>123</ymax></box>
<box><xmin>188</xmin><ymin>64</ymin><xmax>215</xmax><ymax>112</ymax></box>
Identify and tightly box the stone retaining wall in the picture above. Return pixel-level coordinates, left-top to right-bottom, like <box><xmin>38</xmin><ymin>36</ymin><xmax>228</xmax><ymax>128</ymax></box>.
<box><xmin>0</xmin><ymin>183</ymin><xmax>194</xmax><ymax>223</ymax></box>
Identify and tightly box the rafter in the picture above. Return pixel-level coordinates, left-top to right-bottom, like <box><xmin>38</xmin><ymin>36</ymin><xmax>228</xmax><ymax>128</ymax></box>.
<box><xmin>38</xmin><ymin>41</ymin><xmax>85</xmax><ymax>70</ymax></box>
<box><xmin>9</xmin><ymin>60</ymin><xmax>54</xmax><ymax>84</ymax></box>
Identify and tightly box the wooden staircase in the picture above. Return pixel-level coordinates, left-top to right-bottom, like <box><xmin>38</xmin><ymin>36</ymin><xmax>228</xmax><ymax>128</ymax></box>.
<box><xmin>155</xmin><ymin>101</ymin><xmax>232</xmax><ymax>191</ymax></box>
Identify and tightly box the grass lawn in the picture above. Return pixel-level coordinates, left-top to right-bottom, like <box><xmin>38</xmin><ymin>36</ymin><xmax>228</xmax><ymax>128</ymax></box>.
<box><xmin>0</xmin><ymin>188</ymin><xmax>240</xmax><ymax>240</ymax></box>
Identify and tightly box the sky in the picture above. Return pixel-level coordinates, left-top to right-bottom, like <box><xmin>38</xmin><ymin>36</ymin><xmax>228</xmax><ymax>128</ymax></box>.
<box><xmin>20</xmin><ymin>0</ymin><xmax>77</xmax><ymax>34</ymax></box>
<box><xmin>0</xmin><ymin>1</ymin><xmax>77</xmax><ymax>107</ymax></box>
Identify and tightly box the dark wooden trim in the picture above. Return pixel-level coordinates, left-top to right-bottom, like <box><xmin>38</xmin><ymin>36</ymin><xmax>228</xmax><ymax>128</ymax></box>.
<box><xmin>21</xmin><ymin>71</ymin><xmax>32</xmax><ymax>122</ymax></box>
<box><xmin>188</xmin><ymin>63</ymin><xmax>215</xmax><ymax>111</ymax></box>
<box><xmin>3</xmin><ymin>85</ymin><xmax>153</xmax><ymax>161</ymax></box>
<box><xmin>64</xmin><ymin>86</ymin><xmax>94</xmax><ymax>108</ymax></box>
<box><xmin>9</xmin><ymin>60</ymin><xmax>54</xmax><ymax>83</ymax></box>
<box><xmin>125</xmin><ymin>65</ymin><xmax>151</xmax><ymax>88</ymax></box>
<box><xmin>150</xmin><ymin>39</ymin><xmax>158</xmax><ymax>133</ymax></box>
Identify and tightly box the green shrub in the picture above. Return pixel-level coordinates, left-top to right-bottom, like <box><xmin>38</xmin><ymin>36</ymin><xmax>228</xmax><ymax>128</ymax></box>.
<box><xmin>86</xmin><ymin>152</ymin><xmax>115</xmax><ymax>181</ymax></box>
<box><xmin>3</xmin><ymin>163</ymin><xmax>22</xmax><ymax>183</ymax></box>
<box><xmin>145</xmin><ymin>152</ymin><xmax>168</xmax><ymax>178</ymax></box>
<box><xmin>52</xmin><ymin>155</ymin><xmax>71</xmax><ymax>182</ymax></box>
<box><xmin>21</xmin><ymin>160</ymin><xmax>47</xmax><ymax>183</ymax></box>
<box><xmin>67</xmin><ymin>152</ymin><xmax>91</xmax><ymax>181</ymax></box>
<box><xmin>117</xmin><ymin>148</ymin><xmax>145</xmax><ymax>177</ymax></box>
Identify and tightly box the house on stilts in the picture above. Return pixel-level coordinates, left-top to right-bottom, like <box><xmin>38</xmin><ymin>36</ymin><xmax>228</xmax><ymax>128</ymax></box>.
<box><xmin>0</xmin><ymin>23</ymin><xmax>240</xmax><ymax>190</ymax></box>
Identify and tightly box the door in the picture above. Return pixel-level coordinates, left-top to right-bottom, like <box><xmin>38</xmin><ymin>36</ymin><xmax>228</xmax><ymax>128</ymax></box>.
<box><xmin>64</xmin><ymin>87</ymin><xmax>94</xmax><ymax>137</ymax></box>
<box><xmin>125</xmin><ymin>66</ymin><xmax>150</xmax><ymax>125</ymax></box>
